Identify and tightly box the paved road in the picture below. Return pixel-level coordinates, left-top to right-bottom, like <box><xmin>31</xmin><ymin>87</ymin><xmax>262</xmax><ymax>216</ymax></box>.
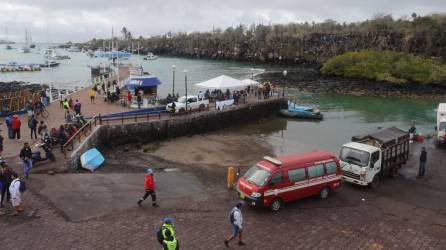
<box><xmin>1</xmin><ymin>139</ymin><xmax>445</xmax><ymax>249</ymax></box>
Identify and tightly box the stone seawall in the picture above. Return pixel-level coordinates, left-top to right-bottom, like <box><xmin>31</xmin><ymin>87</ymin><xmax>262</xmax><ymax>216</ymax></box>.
<box><xmin>69</xmin><ymin>99</ymin><xmax>286</xmax><ymax>168</ymax></box>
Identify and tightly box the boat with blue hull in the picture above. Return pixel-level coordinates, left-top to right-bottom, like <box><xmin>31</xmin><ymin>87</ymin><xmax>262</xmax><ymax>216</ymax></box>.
<box><xmin>80</xmin><ymin>148</ymin><xmax>105</xmax><ymax>171</ymax></box>
<box><xmin>279</xmin><ymin>101</ymin><xmax>323</xmax><ymax>120</ymax></box>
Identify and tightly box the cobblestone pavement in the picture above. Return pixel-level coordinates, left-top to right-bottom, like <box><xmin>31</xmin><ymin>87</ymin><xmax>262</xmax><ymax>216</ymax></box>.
<box><xmin>0</xmin><ymin>179</ymin><xmax>445</xmax><ymax>250</ymax></box>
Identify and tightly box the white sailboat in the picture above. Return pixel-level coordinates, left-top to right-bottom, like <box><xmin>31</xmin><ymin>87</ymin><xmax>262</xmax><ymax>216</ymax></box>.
<box><xmin>19</xmin><ymin>29</ymin><xmax>31</xmax><ymax>53</ymax></box>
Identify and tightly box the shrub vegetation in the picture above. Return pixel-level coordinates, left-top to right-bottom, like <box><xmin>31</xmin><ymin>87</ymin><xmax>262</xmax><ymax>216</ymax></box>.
<box><xmin>321</xmin><ymin>50</ymin><xmax>446</xmax><ymax>85</ymax></box>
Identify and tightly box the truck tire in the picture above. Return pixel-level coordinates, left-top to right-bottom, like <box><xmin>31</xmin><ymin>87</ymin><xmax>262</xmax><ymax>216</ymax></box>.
<box><xmin>370</xmin><ymin>175</ymin><xmax>380</xmax><ymax>189</ymax></box>
<box><xmin>319</xmin><ymin>187</ymin><xmax>330</xmax><ymax>199</ymax></box>
<box><xmin>179</xmin><ymin>108</ymin><xmax>186</xmax><ymax>113</ymax></box>
<box><xmin>269</xmin><ymin>198</ymin><xmax>282</xmax><ymax>212</ymax></box>
<box><xmin>199</xmin><ymin>104</ymin><xmax>205</xmax><ymax>111</ymax></box>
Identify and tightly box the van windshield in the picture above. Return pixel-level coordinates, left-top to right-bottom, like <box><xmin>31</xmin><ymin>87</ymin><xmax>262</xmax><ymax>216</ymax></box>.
<box><xmin>340</xmin><ymin>147</ymin><xmax>370</xmax><ymax>167</ymax></box>
<box><xmin>243</xmin><ymin>165</ymin><xmax>271</xmax><ymax>187</ymax></box>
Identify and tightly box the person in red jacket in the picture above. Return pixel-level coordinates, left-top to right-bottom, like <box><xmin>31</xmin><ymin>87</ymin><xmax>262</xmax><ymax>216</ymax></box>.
<box><xmin>11</xmin><ymin>115</ymin><xmax>21</xmax><ymax>141</ymax></box>
<box><xmin>137</xmin><ymin>168</ymin><xmax>158</xmax><ymax>207</ymax></box>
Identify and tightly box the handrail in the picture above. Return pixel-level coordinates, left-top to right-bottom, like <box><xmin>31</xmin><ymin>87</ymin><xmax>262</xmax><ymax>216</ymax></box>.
<box><xmin>62</xmin><ymin>115</ymin><xmax>98</xmax><ymax>158</ymax></box>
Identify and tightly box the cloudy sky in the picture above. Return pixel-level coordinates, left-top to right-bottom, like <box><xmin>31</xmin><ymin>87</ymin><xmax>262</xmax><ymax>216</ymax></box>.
<box><xmin>0</xmin><ymin>0</ymin><xmax>445</xmax><ymax>43</ymax></box>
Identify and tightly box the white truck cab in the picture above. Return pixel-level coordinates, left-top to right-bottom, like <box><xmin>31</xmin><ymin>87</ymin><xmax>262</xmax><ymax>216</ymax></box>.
<box><xmin>340</xmin><ymin>127</ymin><xmax>409</xmax><ymax>188</ymax></box>
<box><xmin>436</xmin><ymin>103</ymin><xmax>446</xmax><ymax>146</ymax></box>
<box><xmin>340</xmin><ymin>142</ymin><xmax>381</xmax><ymax>187</ymax></box>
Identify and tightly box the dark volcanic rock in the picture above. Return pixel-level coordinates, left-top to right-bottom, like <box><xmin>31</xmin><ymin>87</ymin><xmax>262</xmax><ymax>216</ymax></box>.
<box><xmin>0</xmin><ymin>81</ymin><xmax>44</xmax><ymax>94</ymax></box>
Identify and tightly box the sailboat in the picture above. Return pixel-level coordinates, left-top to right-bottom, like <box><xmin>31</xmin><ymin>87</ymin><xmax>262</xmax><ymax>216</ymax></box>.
<box><xmin>19</xmin><ymin>29</ymin><xmax>31</xmax><ymax>53</ymax></box>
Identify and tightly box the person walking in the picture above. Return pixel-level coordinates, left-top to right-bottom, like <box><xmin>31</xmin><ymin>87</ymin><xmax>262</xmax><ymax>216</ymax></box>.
<box><xmin>224</xmin><ymin>201</ymin><xmax>246</xmax><ymax>247</ymax></box>
<box><xmin>28</xmin><ymin>115</ymin><xmax>38</xmax><ymax>140</ymax></box>
<box><xmin>11</xmin><ymin>114</ymin><xmax>21</xmax><ymax>142</ymax></box>
<box><xmin>58</xmin><ymin>125</ymin><xmax>68</xmax><ymax>152</ymax></box>
<box><xmin>418</xmin><ymin>147</ymin><xmax>427</xmax><ymax>178</ymax></box>
<box><xmin>9</xmin><ymin>172</ymin><xmax>24</xmax><ymax>215</ymax></box>
<box><xmin>157</xmin><ymin>218</ymin><xmax>176</xmax><ymax>247</ymax></box>
<box><xmin>137</xmin><ymin>93</ymin><xmax>142</xmax><ymax>109</ymax></box>
<box><xmin>0</xmin><ymin>164</ymin><xmax>13</xmax><ymax>207</ymax></box>
<box><xmin>137</xmin><ymin>168</ymin><xmax>158</xmax><ymax>207</ymax></box>
<box><xmin>37</xmin><ymin>120</ymin><xmax>46</xmax><ymax>136</ymax></box>
<box><xmin>74</xmin><ymin>99</ymin><xmax>81</xmax><ymax>115</ymax></box>
<box><xmin>59</xmin><ymin>93</ymin><xmax>65</xmax><ymax>108</ymax></box>
<box><xmin>63</xmin><ymin>98</ymin><xmax>69</xmax><ymax>110</ymax></box>
<box><xmin>5</xmin><ymin>113</ymin><xmax>13</xmax><ymax>139</ymax></box>
<box><xmin>19</xmin><ymin>142</ymin><xmax>32</xmax><ymax>179</ymax></box>
<box><xmin>88</xmin><ymin>88</ymin><xmax>96</xmax><ymax>104</ymax></box>
<box><xmin>162</xmin><ymin>228</ymin><xmax>179</xmax><ymax>250</ymax></box>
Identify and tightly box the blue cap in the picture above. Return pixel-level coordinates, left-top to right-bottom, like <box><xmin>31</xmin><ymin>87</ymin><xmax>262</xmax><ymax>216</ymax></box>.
<box><xmin>146</xmin><ymin>168</ymin><xmax>153</xmax><ymax>174</ymax></box>
<box><xmin>163</xmin><ymin>217</ymin><xmax>173</xmax><ymax>224</ymax></box>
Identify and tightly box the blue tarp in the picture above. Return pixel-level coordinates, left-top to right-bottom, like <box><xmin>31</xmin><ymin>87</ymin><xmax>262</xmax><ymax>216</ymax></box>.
<box><xmin>125</xmin><ymin>75</ymin><xmax>162</xmax><ymax>88</ymax></box>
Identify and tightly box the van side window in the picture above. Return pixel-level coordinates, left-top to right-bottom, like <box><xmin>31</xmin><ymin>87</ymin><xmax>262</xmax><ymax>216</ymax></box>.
<box><xmin>371</xmin><ymin>151</ymin><xmax>379</xmax><ymax>163</ymax></box>
<box><xmin>307</xmin><ymin>164</ymin><xmax>324</xmax><ymax>178</ymax></box>
<box><xmin>325</xmin><ymin>162</ymin><xmax>337</xmax><ymax>174</ymax></box>
<box><xmin>269</xmin><ymin>172</ymin><xmax>283</xmax><ymax>185</ymax></box>
<box><xmin>288</xmin><ymin>168</ymin><xmax>306</xmax><ymax>182</ymax></box>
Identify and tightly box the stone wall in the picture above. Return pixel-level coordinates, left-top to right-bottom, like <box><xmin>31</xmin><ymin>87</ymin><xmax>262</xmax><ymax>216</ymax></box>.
<box><xmin>69</xmin><ymin>99</ymin><xmax>286</xmax><ymax>169</ymax></box>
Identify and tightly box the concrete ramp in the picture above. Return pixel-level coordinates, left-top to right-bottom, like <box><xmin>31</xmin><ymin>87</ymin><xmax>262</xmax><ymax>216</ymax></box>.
<box><xmin>32</xmin><ymin>172</ymin><xmax>207</xmax><ymax>221</ymax></box>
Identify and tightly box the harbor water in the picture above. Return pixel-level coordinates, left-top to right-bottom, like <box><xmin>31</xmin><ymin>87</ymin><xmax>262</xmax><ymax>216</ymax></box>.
<box><xmin>0</xmin><ymin>46</ymin><xmax>438</xmax><ymax>155</ymax></box>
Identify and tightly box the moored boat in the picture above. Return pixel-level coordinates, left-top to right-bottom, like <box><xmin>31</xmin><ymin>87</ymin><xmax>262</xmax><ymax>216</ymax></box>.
<box><xmin>143</xmin><ymin>52</ymin><xmax>158</xmax><ymax>60</ymax></box>
<box><xmin>279</xmin><ymin>101</ymin><xmax>323</xmax><ymax>120</ymax></box>
<box><xmin>40</xmin><ymin>60</ymin><xmax>60</xmax><ymax>68</ymax></box>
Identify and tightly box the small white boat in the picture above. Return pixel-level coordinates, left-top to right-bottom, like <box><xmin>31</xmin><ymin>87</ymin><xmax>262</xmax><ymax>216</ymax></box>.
<box><xmin>80</xmin><ymin>148</ymin><xmax>105</xmax><ymax>171</ymax></box>
<box><xmin>143</xmin><ymin>52</ymin><xmax>158</xmax><ymax>60</ymax></box>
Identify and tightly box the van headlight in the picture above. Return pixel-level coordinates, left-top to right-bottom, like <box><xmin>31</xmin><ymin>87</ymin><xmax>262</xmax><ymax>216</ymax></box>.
<box><xmin>251</xmin><ymin>192</ymin><xmax>261</xmax><ymax>198</ymax></box>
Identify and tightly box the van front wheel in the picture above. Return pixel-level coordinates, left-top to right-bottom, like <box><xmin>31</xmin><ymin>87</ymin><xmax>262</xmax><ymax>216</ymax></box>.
<box><xmin>319</xmin><ymin>187</ymin><xmax>330</xmax><ymax>199</ymax></box>
<box><xmin>269</xmin><ymin>198</ymin><xmax>282</xmax><ymax>212</ymax></box>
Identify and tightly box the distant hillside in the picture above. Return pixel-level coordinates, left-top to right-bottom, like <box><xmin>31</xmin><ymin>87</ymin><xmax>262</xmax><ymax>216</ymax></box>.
<box><xmin>85</xmin><ymin>14</ymin><xmax>446</xmax><ymax>66</ymax></box>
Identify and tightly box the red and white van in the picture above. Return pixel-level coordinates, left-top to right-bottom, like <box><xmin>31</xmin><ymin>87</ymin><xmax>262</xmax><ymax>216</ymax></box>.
<box><xmin>237</xmin><ymin>151</ymin><xmax>342</xmax><ymax>211</ymax></box>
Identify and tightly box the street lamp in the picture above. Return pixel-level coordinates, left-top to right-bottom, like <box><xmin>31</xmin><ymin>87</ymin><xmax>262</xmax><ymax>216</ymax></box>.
<box><xmin>172</xmin><ymin>65</ymin><xmax>176</xmax><ymax>97</ymax></box>
<box><xmin>250</xmin><ymin>68</ymin><xmax>254</xmax><ymax>79</ymax></box>
<box><xmin>282</xmin><ymin>70</ymin><xmax>288</xmax><ymax>98</ymax></box>
<box><xmin>183</xmin><ymin>69</ymin><xmax>188</xmax><ymax>113</ymax></box>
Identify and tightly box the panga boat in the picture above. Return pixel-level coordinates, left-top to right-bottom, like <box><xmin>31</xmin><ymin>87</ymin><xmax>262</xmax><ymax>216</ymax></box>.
<box><xmin>40</xmin><ymin>60</ymin><xmax>60</xmax><ymax>68</ymax></box>
<box><xmin>80</xmin><ymin>148</ymin><xmax>105</xmax><ymax>171</ymax></box>
<box><xmin>143</xmin><ymin>52</ymin><xmax>158</xmax><ymax>60</ymax></box>
<box><xmin>279</xmin><ymin>101</ymin><xmax>323</xmax><ymax>120</ymax></box>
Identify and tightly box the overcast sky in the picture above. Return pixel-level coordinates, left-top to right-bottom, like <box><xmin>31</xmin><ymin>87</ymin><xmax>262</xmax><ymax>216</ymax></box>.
<box><xmin>0</xmin><ymin>0</ymin><xmax>445</xmax><ymax>43</ymax></box>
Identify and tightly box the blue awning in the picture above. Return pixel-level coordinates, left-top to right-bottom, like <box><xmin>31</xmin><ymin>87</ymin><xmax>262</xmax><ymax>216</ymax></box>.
<box><xmin>125</xmin><ymin>75</ymin><xmax>162</xmax><ymax>88</ymax></box>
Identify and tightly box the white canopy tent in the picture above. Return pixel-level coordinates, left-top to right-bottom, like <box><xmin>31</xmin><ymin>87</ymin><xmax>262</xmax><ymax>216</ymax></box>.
<box><xmin>241</xmin><ymin>79</ymin><xmax>259</xmax><ymax>86</ymax></box>
<box><xmin>195</xmin><ymin>75</ymin><xmax>248</xmax><ymax>89</ymax></box>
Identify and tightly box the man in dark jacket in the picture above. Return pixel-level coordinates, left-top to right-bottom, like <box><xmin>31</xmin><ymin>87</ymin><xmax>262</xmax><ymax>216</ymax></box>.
<box><xmin>28</xmin><ymin>115</ymin><xmax>38</xmax><ymax>140</ymax></box>
<box><xmin>0</xmin><ymin>164</ymin><xmax>13</xmax><ymax>207</ymax></box>
<box><xmin>19</xmin><ymin>142</ymin><xmax>33</xmax><ymax>179</ymax></box>
<box><xmin>418</xmin><ymin>147</ymin><xmax>427</xmax><ymax>178</ymax></box>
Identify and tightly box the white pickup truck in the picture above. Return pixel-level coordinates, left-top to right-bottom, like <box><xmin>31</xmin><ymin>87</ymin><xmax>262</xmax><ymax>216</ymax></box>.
<box><xmin>166</xmin><ymin>95</ymin><xmax>209</xmax><ymax>113</ymax></box>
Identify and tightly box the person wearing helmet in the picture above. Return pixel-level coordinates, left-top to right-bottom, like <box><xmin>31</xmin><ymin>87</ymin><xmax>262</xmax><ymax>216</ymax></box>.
<box><xmin>137</xmin><ymin>168</ymin><xmax>158</xmax><ymax>207</ymax></box>
<box><xmin>162</xmin><ymin>226</ymin><xmax>179</xmax><ymax>250</ymax></box>
<box><xmin>157</xmin><ymin>217</ymin><xmax>177</xmax><ymax>247</ymax></box>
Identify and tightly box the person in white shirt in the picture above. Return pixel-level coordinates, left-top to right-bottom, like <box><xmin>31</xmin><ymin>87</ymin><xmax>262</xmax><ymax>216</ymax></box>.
<box><xmin>224</xmin><ymin>201</ymin><xmax>246</xmax><ymax>247</ymax></box>
<box><xmin>9</xmin><ymin>172</ymin><xmax>23</xmax><ymax>215</ymax></box>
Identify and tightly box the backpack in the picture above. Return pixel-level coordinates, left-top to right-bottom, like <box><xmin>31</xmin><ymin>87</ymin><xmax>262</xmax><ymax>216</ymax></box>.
<box><xmin>156</xmin><ymin>228</ymin><xmax>164</xmax><ymax>245</ymax></box>
<box><xmin>229</xmin><ymin>209</ymin><xmax>235</xmax><ymax>224</ymax></box>
<box><xmin>28</xmin><ymin>119</ymin><xmax>35</xmax><ymax>128</ymax></box>
<box><xmin>19</xmin><ymin>180</ymin><xmax>27</xmax><ymax>193</ymax></box>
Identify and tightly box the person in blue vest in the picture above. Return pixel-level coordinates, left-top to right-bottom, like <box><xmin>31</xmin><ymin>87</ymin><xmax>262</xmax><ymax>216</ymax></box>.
<box><xmin>5</xmin><ymin>113</ymin><xmax>13</xmax><ymax>139</ymax></box>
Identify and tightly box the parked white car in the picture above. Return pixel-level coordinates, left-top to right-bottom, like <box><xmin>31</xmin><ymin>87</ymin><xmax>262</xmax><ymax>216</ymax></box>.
<box><xmin>166</xmin><ymin>95</ymin><xmax>209</xmax><ymax>113</ymax></box>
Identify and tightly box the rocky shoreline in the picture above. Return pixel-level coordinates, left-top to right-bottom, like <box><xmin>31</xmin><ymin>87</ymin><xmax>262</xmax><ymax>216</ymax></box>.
<box><xmin>0</xmin><ymin>81</ymin><xmax>45</xmax><ymax>93</ymax></box>
<box><xmin>259</xmin><ymin>67</ymin><xmax>446</xmax><ymax>99</ymax></box>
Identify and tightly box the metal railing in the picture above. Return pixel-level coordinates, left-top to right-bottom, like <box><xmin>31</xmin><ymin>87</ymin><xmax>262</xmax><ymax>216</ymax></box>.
<box><xmin>62</xmin><ymin>91</ymin><xmax>284</xmax><ymax>157</ymax></box>
<box><xmin>62</xmin><ymin>115</ymin><xmax>99</xmax><ymax>157</ymax></box>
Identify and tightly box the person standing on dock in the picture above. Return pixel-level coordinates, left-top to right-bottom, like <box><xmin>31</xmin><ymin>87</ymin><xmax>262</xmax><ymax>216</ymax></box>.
<box><xmin>88</xmin><ymin>88</ymin><xmax>96</xmax><ymax>104</ymax></box>
<box><xmin>63</xmin><ymin>99</ymin><xmax>69</xmax><ymax>110</ymax></box>
<box><xmin>5</xmin><ymin>113</ymin><xmax>13</xmax><ymax>139</ymax></box>
<box><xmin>0</xmin><ymin>164</ymin><xmax>13</xmax><ymax>207</ymax></box>
<box><xmin>19</xmin><ymin>142</ymin><xmax>32</xmax><ymax>179</ymax></box>
<box><xmin>11</xmin><ymin>115</ymin><xmax>21</xmax><ymax>142</ymax></box>
<box><xmin>74</xmin><ymin>100</ymin><xmax>82</xmax><ymax>115</ymax></box>
<box><xmin>0</xmin><ymin>131</ymin><xmax>3</xmax><ymax>157</ymax></box>
<box><xmin>127</xmin><ymin>92</ymin><xmax>132</xmax><ymax>107</ymax></box>
<box><xmin>418</xmin><ymin>147</ymin><xmax>427</xmax><ymax>178</ymax></box>
<box><xmin>9</xmin><ymin>172</ymin><xmax>24</xmax><ymax>215</ymax></box>
<box><xmin>137</xmin><ymin>168</ymin><xmax>158</xmax><ymax>207</ymax></box>
<box><xmin>28</xmin><ymin>115</ymin><xmax>38</xmax><ymax>140</ymax></box>
<box><xmin>59</xmin><ymin>93</ymin><xmax>65</xmax><ymax>108</ymax></box>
